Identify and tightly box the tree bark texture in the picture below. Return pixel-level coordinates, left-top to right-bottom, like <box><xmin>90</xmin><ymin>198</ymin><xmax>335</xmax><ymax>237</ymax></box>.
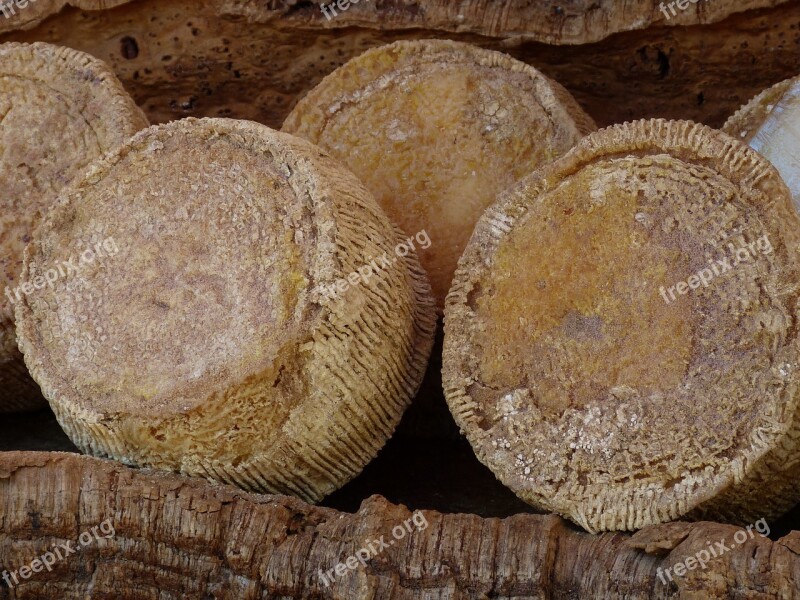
<box><xmin>0</xmin><ymin>0</ymin><xmax>791</xmax><ymax>43</ymax></box>
<box><xmin>0</xmin><ymin>451</ymin><xmax>797</xmax><ymax>599</ymax></box>
<box><xmin>0</xmin><ymin>0</ymin><xmax>799</xmax><ymax>131</ymax></box>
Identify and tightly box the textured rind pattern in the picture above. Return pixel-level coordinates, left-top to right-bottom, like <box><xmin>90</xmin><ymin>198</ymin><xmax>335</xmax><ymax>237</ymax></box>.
<box><xmin>15</xmin><ymin>118</ymin><xmax>436</xmax><ymax>503</ymax></box>
<box><xmin>0</xmin><ymin>41</ymin><xmax>148</xmax><ymax>414</ymax></box>
<box><xmin>0</xmin><ymin>451</ymin><xmax>797</xmax><ymax>599</ymax></box>
<box><xmin>722</xmin><ymin>76</ymin><xmax>798</xmax><ymax>142</ymax></box>
<box><xmin>721</xmin><ymin>75</ymin><xmax>800</xmax><ymax>213</ymax></box>
<box><xmin>283</xmin><ymin>39</ymin><xmax>597</xmax><ymax>309</ymax></box>
<box><xmin>443</xmin><ymin>118</ymin><xmax>800</xmax><ymax>533</ymax></box>
<box><xmin>283</xmin><ymin>38</ymin><xmax>596</xmax><ymax>145</ymax></box>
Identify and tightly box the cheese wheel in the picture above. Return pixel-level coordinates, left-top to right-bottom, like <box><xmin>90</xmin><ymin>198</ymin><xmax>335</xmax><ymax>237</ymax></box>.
<box><xmin>283</xmin><ymin>39</ymin><xmax>596</xmax><ymax>310</ymax></box>
<box><xmin>444</xmin><ymin>119</ymin><xmax>800</xmax><ymax>532</ymax></box>
<box><xmin>723</xmin><ymin>75</ymin><xmax>800</xmax><ymax>212</ymax></box>
<box><xmin>15</xmin><ymin>117</ymin><xmax>436</xmax><ymax>501</ymax></box>
<box><xmin>0</xmin><ymin>42</ymin><xmax>147</xmax><ymax>412</ymax></box>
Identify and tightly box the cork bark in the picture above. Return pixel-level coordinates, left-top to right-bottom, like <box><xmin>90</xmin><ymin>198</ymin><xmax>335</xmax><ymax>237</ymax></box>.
<box><xmin>0</xmin><ymin>451</ymin><xmax>797</xmax><ymax>599</ymax></box>
<box><xmin>0</xmin><ymin>0</ymin><xmax>789</xmax><ymax>43</ymax></box>
<box><xmin>0</xmin><ymin>0</ymin><xmax>130</xmax><ymax>33</ymax></box>
<box><xmin>1</xmin><ymin>0</ymin><xmax>799</xmax><ymax>131</ymax></box>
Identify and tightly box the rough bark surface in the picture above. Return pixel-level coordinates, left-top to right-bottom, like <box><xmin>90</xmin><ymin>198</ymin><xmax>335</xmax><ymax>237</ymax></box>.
<box><xmin>1</xmin><ymin>0</ymin><xmax>799</xmax><ymax>131</ymax></box>
<box><xmin>0</xmin><ymin>451</ymin><xmax>797</xmax><ymax>599</ymax></box>
<box><xmin>0</xmin><ymin>0</ymin><xmax>790</xmax><ymax>43</ymax></box>
<box><xmin>0</xmin><ymin>0</ymin><xmax>130</xmax><ymax>33</ymax></box>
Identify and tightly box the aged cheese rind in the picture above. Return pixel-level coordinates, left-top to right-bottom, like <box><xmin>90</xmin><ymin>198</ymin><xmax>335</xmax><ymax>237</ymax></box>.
<box><xmin>723</xmin><ymin>74</ymin><xmax>800</xmax><ymax>212</ymax></box>
<box><xmin>15</xmin><ymin>117</ymin><xmax>436</xmax><ymax>502</ymax></box>
<box><xmin>444</xmin><ymin>119</ymin><xmax>800</xmax><ymax>532</ymax></box>
<box><xmin>283</xmin><ymin>39</ymin><xmax>596</xmax><ymax>310</ymax></box>
<box><xmin>0</xmin><ymin>42</ymin><xmax>148</xmax><ymax>412</ymax></box>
